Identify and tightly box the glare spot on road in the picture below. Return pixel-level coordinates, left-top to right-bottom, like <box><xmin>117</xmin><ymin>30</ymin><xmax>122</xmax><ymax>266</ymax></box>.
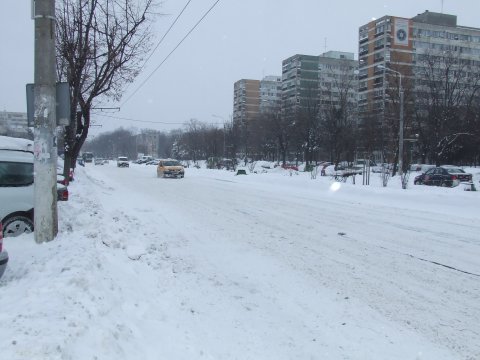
<box><xmin>330</xmin><ymin>182</ymin><xmax>341</xmax><ymax>192</ymax></box>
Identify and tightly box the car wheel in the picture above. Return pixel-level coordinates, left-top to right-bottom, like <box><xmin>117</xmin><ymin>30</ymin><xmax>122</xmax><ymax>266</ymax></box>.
<box><xmin>3</xmin><ymin>216</ymin><xmax>34</xmax><ymax>237</ymax></box>
<box><xmin>440</xmin><ymin>182</ymin><xmax>448</xmax><ymax>187</ymax></box>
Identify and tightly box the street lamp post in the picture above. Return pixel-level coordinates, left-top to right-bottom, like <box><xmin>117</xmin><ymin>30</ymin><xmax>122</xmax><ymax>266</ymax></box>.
<box><xmin>212</xmin><ymin>114</ymin><xmax>227</xmax><ymax>158</ymax></box>
<box><xmin>379</xmin><ymin>65</ymin><xmax>404</xmax><ymax>177</ymax></box>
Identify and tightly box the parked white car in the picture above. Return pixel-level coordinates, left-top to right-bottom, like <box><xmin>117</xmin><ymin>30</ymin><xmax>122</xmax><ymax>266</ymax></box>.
<box><xmin>0</xmin><ymin>136</ymin><xmax>68</xmax><ymax>237</ymax></box>
<box><xmin>0</xmin><ymin>149</ymin><xmax>35</xmax><ymax>237</ymax></box>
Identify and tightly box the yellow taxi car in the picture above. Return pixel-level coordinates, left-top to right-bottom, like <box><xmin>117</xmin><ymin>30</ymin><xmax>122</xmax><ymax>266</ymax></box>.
<box><xmin>157</xmin><ymin>159</ymin><xmax>185</xmax><ymax>178</ymax></box>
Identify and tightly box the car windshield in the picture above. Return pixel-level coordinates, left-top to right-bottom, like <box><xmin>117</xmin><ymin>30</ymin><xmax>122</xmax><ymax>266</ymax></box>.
<box><xmin>0</xmin><ymin>161</ymin><xmax>34</xmax><ymax>186</ymax></box>
<box><xmin>163</xmin><ymin>161</ymin><xmax>180</xmax><ymax>166</ymax></box>
<box><xmin>446</xmin><ymin>168</ymin><xmax>465</xmax><ymax>174</ymax></box>
<box><xmin>118</xmin><ymin>157</ymin><xmax>128</xmax><ymax>161</ymax></box>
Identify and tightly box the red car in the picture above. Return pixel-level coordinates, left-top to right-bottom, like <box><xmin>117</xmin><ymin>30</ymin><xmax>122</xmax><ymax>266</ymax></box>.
<box><xmin>0</xmin><ymin>222</ymin><xmax>8</xmax><ymax>279</ymax></box>
<box><xmin>281</xmin><ymin>163</ymin><xmax>299</xmax><ymax>171</ymax></box>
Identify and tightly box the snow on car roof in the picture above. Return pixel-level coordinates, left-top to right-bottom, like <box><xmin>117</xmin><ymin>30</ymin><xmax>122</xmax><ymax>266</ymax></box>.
<box><xmin>0</xmin><ymin>149</ymin><xmax>34</xmax><ymax>163</ymax></box>
<box><xmin>0</xmin><ymin>135</ymin><xmax>33</xmax><ymax>151</ymax></box>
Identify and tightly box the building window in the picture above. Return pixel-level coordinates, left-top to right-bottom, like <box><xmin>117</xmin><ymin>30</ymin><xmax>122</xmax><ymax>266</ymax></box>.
<box><xmin>375</xmin><ymin>25</ymin><xmax>385</xmax><ymax>36</ymax></box>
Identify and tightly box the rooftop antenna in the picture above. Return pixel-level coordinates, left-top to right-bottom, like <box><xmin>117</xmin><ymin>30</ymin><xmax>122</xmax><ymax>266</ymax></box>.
<box><xmin>441</xmin><ymin>0</ymin><xmax>444</xmax><ymax>13</ymax></box>
<box><xmin>324</xmin><ymin>37</ymin><xmax>327</xmax><ymax>53</ymax></box>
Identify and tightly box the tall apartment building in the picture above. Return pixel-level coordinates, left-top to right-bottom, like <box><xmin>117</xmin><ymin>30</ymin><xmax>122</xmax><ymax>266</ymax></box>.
<box><xmin>233</xmin><ymin>79</ymin><xmax>260</xmax><ymax>125</ymax></box>
<box><xmin>233</xmin><ymin>76</ymin><xmax>282</xmax><ymax>123</ymax></box>
<box><xmin>358</xmin><ymin>10</ymin><xmax>480</xmax><ymax>125</ymax></box>
<box><xmin>136</xmin><ymin>130</ymin><xmax>160</xmax><ymax>157</ymax></box>
<box><xmin>281</xmin><ymin>54</ymin><xmax>320</xmax><ymax>115</ymax></box>
<box><xmin>318</xmin><ymin>51</ymin><xmax>358</xmax><ymax>107</ymax></box>
<box><xmin>0</xmin><ymin>111</ymin><xmax>30</xmax><ymax>138</ymax></box>
<box><xmin>282</xmin><ymin>51</ymin><xmax>357</xmax><ymax>116</ymax></box>
<box><xmin>259</xmin><ymin>75</ymin><xmax>282</xmax><ymax>113</ymax></box>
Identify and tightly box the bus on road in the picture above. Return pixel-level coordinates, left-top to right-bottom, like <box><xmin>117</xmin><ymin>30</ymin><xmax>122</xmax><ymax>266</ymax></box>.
<box><xmin>82</xmin><ymin>152</ymin><xmax>94</xmax><ymax>163</ymax></box>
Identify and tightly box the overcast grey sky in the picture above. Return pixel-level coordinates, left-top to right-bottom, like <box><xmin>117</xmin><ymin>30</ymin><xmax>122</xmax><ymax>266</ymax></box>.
<box><xmin>1</xmin><ymin>0</ymin><xmax>479</xmax><ymax>137</ymax></box>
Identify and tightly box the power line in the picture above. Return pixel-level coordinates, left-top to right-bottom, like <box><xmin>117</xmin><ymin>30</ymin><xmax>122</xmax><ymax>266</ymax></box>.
<box><xmin>93</xmin><ymin>113</ymin><xmax>186</xmax><ymax>125</ymax></box>
<box><xmin>120</xmin><ymin>0</ymin><xmax>193</xmax><ymax>98</ymax></box>
<box><xmin>120</xmin><ymin>0</ymin><xmax>221</xmax><ymax>107</ymax></box>
<box><xmin>93</xmin><ymin>113</ymin><xmax>222</xmax><ymax>126</ymax></box>
<box><xmin>138</xmin><ymin>0</ymin><xmax>193</xmax><ymax>74</ymax></box>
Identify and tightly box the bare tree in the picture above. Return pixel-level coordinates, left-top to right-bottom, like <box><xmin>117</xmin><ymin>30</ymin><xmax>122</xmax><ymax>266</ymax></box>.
<box><xmin>84</xmin><ymin>127</ymin><xmax>137</xmax><ymax>159</ymax></box>
<box><xmin>414</xmin><ymin>50</ymin><xmax>480</xmax><ymax>165</ymax></box>
<box><xmin>291</xmin><ymin>84</ymin><xmax>320</xmax><ymax>166</ymax></box>
<box><xmin>247</xmin><ymin>113</ymin><xmax>278</xmax><ymax>161</ymax></box>
<box><xmin>318</xmin><ymin>66</ymin><xmax>358</xmax><ymax>166</ymax></box>
<box><xmin>261</xmin><ymin>107</ymin><xmax>294</xmax><ymax>165</ymax></box>
<box><xmin>56</xmin><ymin>0</ymin><xmax>157</xmax><ymax>178</ymax></box>
<box><xmin>179</xmin><ymin>119</ymin><xmax>206</xmax><ymax>162</ymax></box>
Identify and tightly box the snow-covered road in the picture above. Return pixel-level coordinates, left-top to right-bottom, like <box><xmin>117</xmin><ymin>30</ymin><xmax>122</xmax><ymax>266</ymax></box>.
<box><xmin>1</xmin><ymin>163</ymin><xmax>479</xmax><ymax>359</ymax></box>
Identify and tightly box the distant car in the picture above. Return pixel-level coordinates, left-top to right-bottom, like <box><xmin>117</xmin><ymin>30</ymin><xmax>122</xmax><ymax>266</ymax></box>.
<box><xmin>281</xmin><ymin>163</ymin><xmax>299</xmax><ymax>171</ymax></box>
<box><xmin>355</xmin><ymin>159</ymin><xmax>376</xmax><ymax>168</ymax></box>
<box><xmin>0</xmin><ymin>222</ymin><xmax>8</xmax><ymax>279</ymax></box>
<box><xmin>323</xmin><ymin>164</ymin><xmax>344</xmax><ymax>176</ymax></box>
<box><xmin>319</xmin><ymin>162</ymin><xmax>332</xmax><ymax>176</ymax></box>
<box><xmin>217</xmin><ymin>159</ymin><xmax>236</xmax><ymax>170</ymax></box>
<box><xmin>140</xmin><ymin>156</ymin><xmax>153</xmax><ymax>163</ymax></box>
<box><xmin>146</xmin><ymin>159</ymin><xmax>159</xmax><ymax>165</ymax></box>
<box><xmin>117</xmin><ymin>156</ymin><xmax>129</xmax><ymax>168</ymax></box>
<box><xmin>94</xmin><ymin>158</ymin><xmax>105</xmax><ymax>165</ymax></box>
<box><xmin>371</xmin><ymin>165</ymin><xmax>390</xmax><ymax>173</ymax></box>
<box><xmin>157</xmin><ymin>159</ymin><xmax>184</xmax><ymax>178</ymax></box>
<box><xmin>414</xmin><ymin>166</ymin><xmax>472</xmax><ymax>187</ymax></box>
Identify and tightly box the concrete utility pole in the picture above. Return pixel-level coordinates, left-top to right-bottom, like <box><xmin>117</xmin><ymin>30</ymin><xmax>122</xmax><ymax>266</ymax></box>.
<box><xmin>398</xmin><ymin>82</ymin><xmax>405</xmax><ymax>178</ymax></box>
<box><xmin>33</xmin><ymin>0</ymin><xmax>58</xmax><ymax>242</ymax></box>
<box><xmin>378</xmin><ymin>65</ymin><xmax>405</xmax><ymax>181</ymax></box>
